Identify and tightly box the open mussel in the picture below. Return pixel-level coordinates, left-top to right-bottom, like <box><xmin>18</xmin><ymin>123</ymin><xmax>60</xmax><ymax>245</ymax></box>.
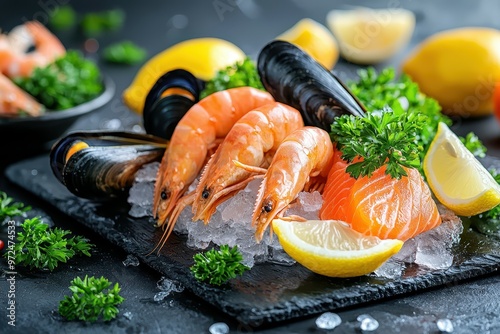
<box><xmin>50</xmin><ymin>131</ymin><xmax>167</xmax><ymax>200</ymax></box>
<box><xmin>143</xmin><ymin>69</ymin><xmax>205</xmax><ymax>139</ymax></box>
<box><xmin>257</xmin><ymin>40</ymin><xmax>366</xmax><ymax>130</ymax></box>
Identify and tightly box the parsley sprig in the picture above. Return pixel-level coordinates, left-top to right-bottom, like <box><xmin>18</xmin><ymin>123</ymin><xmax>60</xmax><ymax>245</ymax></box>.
<box><xmin>11</xmin><ymin>217</ymin><xmax>92</xmax><ymax>271</ymax></box>
<box><xmin>331</xmin><ymin>109</ymin><xmax>424</xmax><ymax>179</ymax></box>
<box><xmin>14</xmin><ymin>51</ymin><xmax>103</xmax><ymax>110</ymax></box>
<box><xmin>59</xmin><ymin>275</ymin><xmax>124</xmax><ymax>322</ymax></box>
<box><xmin>190</xmin><ymin>245</ymin><xmax>250</xmax><ymax>285</ymax></box>
<box><xmin>200</xmin><ymin>57</ymin><xmax>265</xmax><ymax>98</ymax></box>
<box><xmin>0</xmin><ymin>191</ymin><xmax>30</xmax><ymax>222</ymax></box>
<box><xmin>348</xmin><ymin>67</ymin><xmax>451</xmax><ymax>161</ymax></box>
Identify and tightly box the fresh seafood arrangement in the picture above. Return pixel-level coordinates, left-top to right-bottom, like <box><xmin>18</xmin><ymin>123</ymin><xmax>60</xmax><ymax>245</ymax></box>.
<box><xmin>50</xmin><ymin>36</ymin><xmax>500</xmax><ymax>281</ymax></box>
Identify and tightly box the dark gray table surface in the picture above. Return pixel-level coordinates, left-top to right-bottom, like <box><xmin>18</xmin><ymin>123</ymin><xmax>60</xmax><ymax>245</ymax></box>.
<box><xmin>2</xmin><ymin>1</ymin><xmax>500</xmax><ymax>333</ymax></box>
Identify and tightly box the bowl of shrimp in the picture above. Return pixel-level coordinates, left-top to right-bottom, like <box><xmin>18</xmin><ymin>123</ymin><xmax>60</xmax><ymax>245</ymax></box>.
<box><xmin>0</xmin><ymin>21</ymin><xmax>115</xmax><ymax>149</ymax></box>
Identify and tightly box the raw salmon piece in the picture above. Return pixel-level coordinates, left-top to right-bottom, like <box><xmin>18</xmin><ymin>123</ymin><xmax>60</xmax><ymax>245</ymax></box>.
<box><xmin>320</xmin><ymin>163</ymin><xmax>441</xmax><ymax>241</ymax></box>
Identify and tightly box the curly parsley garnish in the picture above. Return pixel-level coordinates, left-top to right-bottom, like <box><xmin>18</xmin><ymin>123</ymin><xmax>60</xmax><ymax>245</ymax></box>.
<box><xmin>0</xmin><ymin>191</ymin><xmax>30</xmax><ymax>222</ymax></box>
<box><xmin>10</xmin><ymin>217</ymin><xmax>92</xmax><ymax>271</ymax></box>
<box><xmin>190</xmin><ymin>245</ymin><xmax>249</xmax><ymax>285</ymax></box>
<box><xmin>200</xmin><ymin>57</ymin><xmax>265</xmax><ymax>98</ymax></box>
<box><xmin>347</xmin><ymin>67</ymin><xmax>487</xmax><ymax>166</ymax></box>
<box><xmin>331</xmin><ymin>108</ymin><xmax>424</xmax><ymax>179</ymax></box>
<box><xmin>59</xmin><ymin>275</ymin><xmax>124</xmax><ymax>322</ymax></box>
<box><xmin>14</xmin><ymin>51</ymin><xmax>103</xmax><ymax>110</ymax></box>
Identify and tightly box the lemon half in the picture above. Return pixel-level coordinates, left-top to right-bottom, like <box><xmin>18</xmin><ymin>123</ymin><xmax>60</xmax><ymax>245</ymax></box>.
<box><xmin>327</xmin><ymin>7</ymin><xmax>415</xmax><ymax>64</ymax></box>
<box><xmin>424</xmin><ymin>122</ymin><xmax>500</xmax><ymax>216</ymax></box>
<box><xmin>272</xmin><ymin>219</ymin><xmax>403</xmax><ymax>278</ymax></box>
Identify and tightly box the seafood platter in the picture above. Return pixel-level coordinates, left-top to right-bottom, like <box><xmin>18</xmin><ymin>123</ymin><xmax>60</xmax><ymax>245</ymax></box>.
<box><xmin>5</xmin><ymin>13</ymin><xmax>500</xmax><ymax>326</ymax></box>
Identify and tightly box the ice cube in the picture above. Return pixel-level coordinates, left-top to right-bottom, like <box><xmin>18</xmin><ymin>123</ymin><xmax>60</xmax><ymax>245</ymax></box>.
<box><xmin>315</xmin><ymin>312</ymin><xmax>342</xmax><ymax>330</ymax></box>
<box><xmin>358</xmin><ymin>314</ymin><xmax>379</xmax><ymax>331</ymax></box>
<box><xmin>127</xmin><ymin>165</ymin><xmax>157</xmax><ymax>218</ymax></box>
<box><xmin>414</xmin><ymin>220</ymin><xmax>463</xmax><ymax>270</ymax></box>
<box><xmin>437</xmin><ymin>318</ymin><xmax>454</xmax><ymax>333</ymax></box>
<box><xmin>153</xmin><ymin>291</ymin><xmax>170</xmax><ymax>302</ymax></box>
<box><xmin>123</xmin><ymin>311</ymin><xmax>133</xmax><ymax>320</ymax></box>
<box><xmin>209</xmin><ymin>322</ymin><xmax>230</xmax><ymax>334</ymax></box>
<box><xmin>373</xmin><ymin>258</ymin><xmax>404</xmax><ymax>279</ymax></box>
<box><xmin>122</xmin><ymin>254</ymin><xmax>140</xmax><ymax>267</ymax></box>
<box><xmin>157</xmin><ymin>276</ymin><xmax>184</xmax><ymax>293</ymax></box>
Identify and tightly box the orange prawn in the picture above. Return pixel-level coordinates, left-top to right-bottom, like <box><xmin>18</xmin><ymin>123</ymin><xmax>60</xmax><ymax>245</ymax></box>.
<box><xmin>0</xmin><ymin>72</ymin><xmax>43</xmax><ymax>116</ymax></box>
<box><xmin>0</xmin><ymin>21</ymin><xmax>65</xmax><ymax>78</ymax></box>
<box><xmin>235</xmin><ymin>126</ymin><xmax>334</xmax><ymax>241</ymax></box>
<box><xmin>190</xmin><ymin>102</ymin><xmax>304</xmax><ymax>225</ymax></box>
<box><xmin>152</xmin><ymin>86</ymin><xmax>274</xmax><ymax>248</ymax></box>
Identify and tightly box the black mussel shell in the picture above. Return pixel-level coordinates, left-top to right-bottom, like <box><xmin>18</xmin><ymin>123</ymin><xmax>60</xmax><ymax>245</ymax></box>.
<box><xmin>143</xmin><ymin>69</ymin><xmax>205</xmax><ymax>139</ymax></box>
<box><xmin>258</xmin><ymin>40</ymin><xmax>366</xmax><ymax>130</ymax></box>
<box><xmin>50</xmin><ymin>131</ymin><xmax>167</xmax><ymax>199</ymax></box>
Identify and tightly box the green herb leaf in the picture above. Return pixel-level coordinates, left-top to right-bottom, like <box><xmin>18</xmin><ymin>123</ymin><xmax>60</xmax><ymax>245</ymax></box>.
<box><xmin>477</xmin><ymin>170</ymin><xmax>500</xmax><ymax>223</ymax></box>
<box><xmin>200</xmin><ymin>57</ymin><xmax>265</xmax><ymax>98</ymax></box>
<box><xmin>81</xmin><ymin>9</ymin><xmax>125</xmax><ymax>36</ymax></box>
<box><xmin>460</xmin><ymin>132</ymin><xmax>487</xmax><ymax>158</ymax></box>
<box><xmin>59</xmin><ymin>275</ymin><xmax>124</xmax><ymax>322</ymax></box>
<box><xmin>0</xmin><ymin>191</ymin><xmax>30</xmax><ymax>222</ymax></box>
<box><xmin>348</xmin><ymin>67</ymin><xmax>452</xmax><ymax>161</ymax></box>
<box><xmin>14</xmin><ymin>51</ymin><xmax>103</xmax><ymax>110</ymax></box>
<box><xmin>49</xmin><ymin>5</ymin><xmax>77</xmax><ymax>31</ymax></box>
<box><xmin>190</xmin><ymin>245</ymin><xmax>250</xmax><ymax>285</ymax></box>
<box><xmin>7</xmin><ymin>217</ymin><xmax>93</xmax><ymax>271</ymax></box>
<box><xmin>331</xmin><ymin>108</ymin><xmax>424</xmax><ymax>179</ymax></box>
<box><xmin>103</xmin><ymin>41</ymin><xmax>147</xmax><ymax>65</ymax></box>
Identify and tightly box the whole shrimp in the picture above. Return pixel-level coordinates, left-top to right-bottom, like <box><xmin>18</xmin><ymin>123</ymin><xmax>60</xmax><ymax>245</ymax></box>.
<box><xmin>235</xmin><ymin>126</ymin><xmax>334</xmax><ymax>241</ymax></box>
<box><xmin>190</xmin><ymin>102</ymin><xmax>304</xmax><ymax>225</ymax></box>
<box><xmin>0</xmin><ymin>72</ymin><xmax>43</xmax><ymax>116</ymax></box>
<box><xmin>152</xmin><ymin>87</ymin><xmax>274</xmax><ymax>249</ymax></box>
<box><xmin>0</xmin><ymin>21</ymin><xmax>65</xmax><ymax>78</ymax></box>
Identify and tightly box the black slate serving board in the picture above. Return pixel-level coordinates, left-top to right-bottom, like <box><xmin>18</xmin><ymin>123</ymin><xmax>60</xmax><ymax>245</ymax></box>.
<box><xmin>6</xmin><ymin>155</ymin><xmax>500</xmax><ymax>326</ymax></box>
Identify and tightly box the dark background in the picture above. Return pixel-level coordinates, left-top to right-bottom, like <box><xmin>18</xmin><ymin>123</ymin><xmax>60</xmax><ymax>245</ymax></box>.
<box><xmin>2</xmin><ymin>1</ymin><xmax>500</xmax><ymax>333</ymax></box>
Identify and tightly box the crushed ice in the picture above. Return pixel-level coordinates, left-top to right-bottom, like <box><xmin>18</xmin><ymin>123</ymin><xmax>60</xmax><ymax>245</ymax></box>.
<box><xmin>157</xmin><ymin>276</ymin><xmax>184</xmax><ymax>293</ymax></box>
<box><xmin>122</xmin><ymin>254</ymin><xmax>140</xmax><ymax>267</ymax></box>
<box><xmin>209</xmin><ymin>322</ymin><xmax>230</xmax><ymax>334</ymax></box>
<box><xmin>357</xmin><ymin>314</ymin><xmax>379</xmax><ymax>331</ymax></box>
<box><xmin>437</xmin><ymin>318</ymin><xmax>454</xmax><ymax>333</ymax></box>
<box><xmin>129</xmin><ymin>163</ymin><xmax>464</xmax><ymax>272</ymax></box>
<box><xmin>315</xmin><ymin>312</ymin><xmax>342</xmax><ymax>330</ymax></box>
<box><xmin>123</xmin><ymin>311</ymin><xmax>133</xmax><ymax>320</ymax></box>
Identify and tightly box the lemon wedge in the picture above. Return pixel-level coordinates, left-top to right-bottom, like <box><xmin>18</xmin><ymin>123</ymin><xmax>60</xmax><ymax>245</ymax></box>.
<box><xmin>272</xmin><ymin>219</ymin><xmax>403</xmax><ymax>278</ymax></box>
<box><xmin>326</xmin><ymin>7</ymin><xmax>415</xmax><ymax>64</ymax></box>
<box><xmin>424</xmin><ymin>122</ymin><xmax>500</xmax><ymax>216</ymax></box>
<box><xmin>277</xmin><ymin>18</ymin><xmax>339</xmax><ymax>69</ymax></box>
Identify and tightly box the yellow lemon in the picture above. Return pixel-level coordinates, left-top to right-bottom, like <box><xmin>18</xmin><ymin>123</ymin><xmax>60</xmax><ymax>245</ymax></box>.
<box><xmin>402</xmin><ymin>28</ymin><xmax>500</xmax><ymax>117</ymax></box>
<box><xmin>277</xmin><ymin>18</ymin><xmax>339</xmax><ymax>69</ymax></box>
<box><xmin>272</xmin><ymin>219</ymin><xmax>403</xmax><ymax>278</ymax></box>
<box><xmin>424</xmin><ymin>122</ymin><xmax>500</xmax><ymax>216</ymax></box>
<box><xmin>326</xmin><ymin>7</ymin><xmax>415</xmax><ymax>64</ymax></box>
<box><xmin>123</xmin><ymin>38</ymin><xmax>246</xmax><ymax>113</ymax></box>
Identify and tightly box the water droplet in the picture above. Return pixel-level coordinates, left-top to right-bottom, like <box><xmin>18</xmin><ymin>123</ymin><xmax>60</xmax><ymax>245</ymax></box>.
<box><xmin>131</xmin><ymin>124</ymin><xmax>143</xmax><ymax>133</ymax></box>
<box><xmin>171</xmin><ymin>14</ymin><xmax>188</xmax><ymax>29</ymax></box>
<box><xmin>122</xmin><ymin>254</ymin><xmax>140</xmax><ymax>267</ymax></box>
<box><xmin>102</xmin><ymin>118</ymin><xmax>122</xmax><ymax>130</ymax></box>
<box><xmin>315</xmin><ymin>312</ymin><xmax>342</xmax><ymax>330</ymax></box>
<box><xmin>358</xmin><ymin>314</ymin><xmax>379</xmax><ymax>331</ymax></box>
<box><xmin>31</xmin><ymin>169</ymin><xmax>38</xmax><ymax>176</ymax></box>
<box><xmin>209</xmin><ymin>322</ymin><xmax>229</xmax><ymax>334</ymax></box>
<box><xmin>153</xmin><ymin>291</ymin><xmax>170</xmax><ymax>302</ymax></box>
<box><xmin>437</xmin><ymin>318</ymin><xmax>454</xmax><ymax>333</ymax></box>
<box><xmin>123</xmin><ymin>311</ymin><xmax>133</xmax><ymax>320</ymax></box>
